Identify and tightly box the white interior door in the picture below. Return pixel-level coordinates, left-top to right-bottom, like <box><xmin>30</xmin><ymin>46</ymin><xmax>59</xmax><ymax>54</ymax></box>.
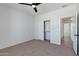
<box><xmin>45</xmin><ymin>21</ymin><xmax>50</xmax><ymax>40</ymax></box>
<box><xmin>71</xmin><ymin>13</ymin><xmax>77</xmax><ymax>55</ymax></box>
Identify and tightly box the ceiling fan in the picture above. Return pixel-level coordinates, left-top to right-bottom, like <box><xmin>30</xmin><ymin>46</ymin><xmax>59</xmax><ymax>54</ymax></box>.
<box><xmin>19</xmin><ymin>3</ymin><xmax>41</xmax><ymax>13</ymax></box>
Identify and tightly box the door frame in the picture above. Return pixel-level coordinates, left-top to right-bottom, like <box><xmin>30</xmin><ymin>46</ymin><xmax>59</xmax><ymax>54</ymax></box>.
<box><xmin>44</xmin><ymin>20</ymin><xmax>50</xmax><ymax>40</ymax></box>
<box><xmin>61</xmin><ymin>17</ymin><xmax>72</xmax><ymax>45</ymax></box>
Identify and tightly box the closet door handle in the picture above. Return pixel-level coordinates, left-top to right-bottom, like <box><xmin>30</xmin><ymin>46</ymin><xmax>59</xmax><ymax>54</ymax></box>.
<box><xmin>74</xmin><ymin>34</ymin><xmax>79</xmax><ymax>36</ymax></box>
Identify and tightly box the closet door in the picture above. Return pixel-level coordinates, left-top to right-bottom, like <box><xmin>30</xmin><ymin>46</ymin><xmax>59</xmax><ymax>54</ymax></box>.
<box><xmin>45</xmin><ymin>21</ymin><xmax>50</xmax><ymax>40</ymax></box>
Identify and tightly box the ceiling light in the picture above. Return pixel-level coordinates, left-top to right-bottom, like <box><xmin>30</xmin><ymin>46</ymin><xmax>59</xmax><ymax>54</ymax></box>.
<box><xmin>32</xmin><ymin>5</ymin><xmax>36</xmax><ymax>8</ymax></box>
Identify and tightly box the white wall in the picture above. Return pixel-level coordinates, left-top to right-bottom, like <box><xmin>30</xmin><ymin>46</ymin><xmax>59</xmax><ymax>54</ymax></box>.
<box><xmin>0</xmin><ymin>5</ymin><xmax>34</xmax><ymax>49</ymax></box>
<box><xmin>34</xmin><ymin>5</ymin><xmax>76</xmax><ymax>45</ymax></box>
<box><xmin>64</xmin><ymin>23</ymin><xmax>70</xmax><ymax>38</ymax></box>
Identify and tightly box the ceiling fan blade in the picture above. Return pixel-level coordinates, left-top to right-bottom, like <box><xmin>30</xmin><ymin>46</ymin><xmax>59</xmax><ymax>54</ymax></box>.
<box><xmin>32</xmin><ymin>3</ymin><xmax>41</xmax><ymax>6</ymax></box>
<box><xmin>19</xmin><ymin>3</ymin><xmax>32</xmax><ymax>6</ymax></box>
<box><xmin>34</xmin><ymin>7</ymin><xmax>38</xmax><ymax>13</ymax></box>
<box><xmin>35</xmin><ymin>3</ymin><xmax>41</xmax><ymax>6</ymax></box>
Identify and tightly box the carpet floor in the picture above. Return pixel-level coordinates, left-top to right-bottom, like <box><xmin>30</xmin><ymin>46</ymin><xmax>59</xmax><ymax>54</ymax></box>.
<box><xmin>0</xmin><ymin>40</ymin><xmax>76</xmax><ymax>56</ymax></box>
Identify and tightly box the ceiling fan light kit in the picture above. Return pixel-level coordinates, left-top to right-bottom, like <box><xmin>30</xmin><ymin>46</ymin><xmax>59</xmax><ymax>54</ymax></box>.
<box><xmin>32</xmin><ymin>5</ymin><xmax>36</xmax><ymax>8</ymax></box>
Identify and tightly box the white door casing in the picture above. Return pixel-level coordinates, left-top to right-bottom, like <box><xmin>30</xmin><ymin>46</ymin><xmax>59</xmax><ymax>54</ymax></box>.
<box><xmin>71</xmin><ymin>13</ymin><xmax>77</xmax><ymax>55</ymax></box>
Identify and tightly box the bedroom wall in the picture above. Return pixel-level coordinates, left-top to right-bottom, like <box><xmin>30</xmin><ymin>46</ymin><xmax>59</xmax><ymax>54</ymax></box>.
<box><xmin>0</xmin><ymin>5</ymin><xmax>34</xmax><ymax>49</ymax></box>
<box><xmin>34</xmin><ymin>5</ymin><xmax>76</xmax><ymax>45</ymax></box>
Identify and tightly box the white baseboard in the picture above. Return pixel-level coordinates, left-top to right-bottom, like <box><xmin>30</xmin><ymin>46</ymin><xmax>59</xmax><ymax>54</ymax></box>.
<box><xmin>0</xmin><ymin>39</ymin><xmax>33</xmax><ymax>50</ymax></box>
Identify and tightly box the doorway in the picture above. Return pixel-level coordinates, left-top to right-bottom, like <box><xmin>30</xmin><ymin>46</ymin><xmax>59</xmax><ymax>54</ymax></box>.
<box><xmin>61</xmin><ymin>17</ymin><xmax>73</xmax><ymax>48</ymax></box>
<box><xmin>44</xmin><ymin>20</ymin><xmax>50</xmax><ymax>42</ymax></box>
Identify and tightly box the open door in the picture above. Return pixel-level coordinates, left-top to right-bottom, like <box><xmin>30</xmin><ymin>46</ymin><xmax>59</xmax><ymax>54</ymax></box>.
<box><xmin>71</xmin><ymin>13</ymin><xmax>77</xmax><ymax>55</ymax></box>
<box><xmin>44</xmin><ymin>20</ymin><xmax>50</xmax><ymax>41</ymax></box>
<box><xmin>77</xmin><ymin>13</ymin><xmax>79</xmax><ymax>55</ymax></box>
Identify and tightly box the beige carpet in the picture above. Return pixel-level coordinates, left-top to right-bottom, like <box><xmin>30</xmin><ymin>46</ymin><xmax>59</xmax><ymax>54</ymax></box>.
<box><xmin>0</xmin><ymin>40</ymin><xmax>76</xmax><ymax>56</ymax></box>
